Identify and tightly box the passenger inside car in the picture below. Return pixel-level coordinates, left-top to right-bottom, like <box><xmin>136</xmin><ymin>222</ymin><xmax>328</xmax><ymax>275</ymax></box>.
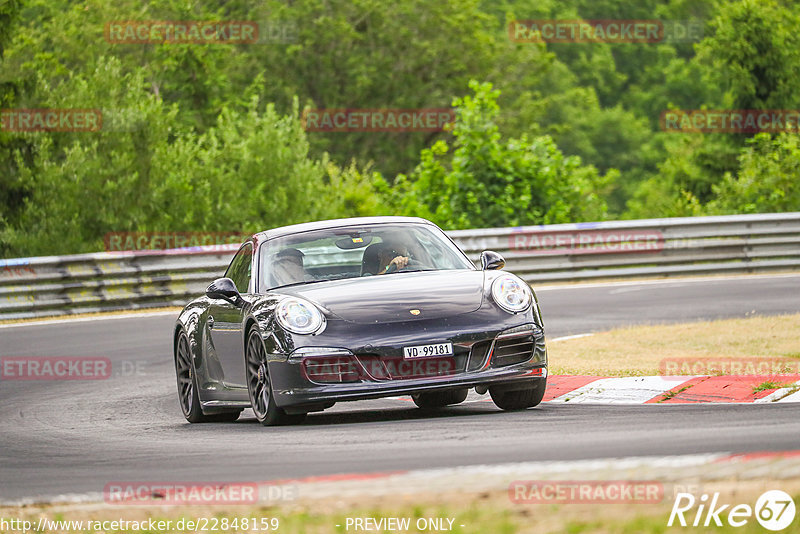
<box><xmin>271</xmin><ymin>248</ymin><xmax>308</xmax><ymax>286</ymax></box>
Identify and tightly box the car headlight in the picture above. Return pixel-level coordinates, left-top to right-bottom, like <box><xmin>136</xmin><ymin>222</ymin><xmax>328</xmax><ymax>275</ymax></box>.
<box><xmin>275</xmin><ymin>297</ymin><xmax>326</xmax><ymax>335</ymax></box>
<box><xmin>491</xmin><ymin>274</ymin><xmax>532</xmax><ymax>314</ymax></box>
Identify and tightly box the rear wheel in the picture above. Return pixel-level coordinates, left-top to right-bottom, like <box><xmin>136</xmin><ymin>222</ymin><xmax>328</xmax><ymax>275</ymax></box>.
<box><xmin>412</xmin><ymin>388</ymin><xmax>469</xmax><ymax>409</ymax></box>
<box><xmin>490</xmin><ymin>379</ymin><xmax>547</xmax><ymax>411</ymax></box>
<box><xmin>245</xmin><ymin>329</ymin><xmax>306</xmax><ymax>426</ymax></box>
<box><xmin>175</xmin><ymin>332</ymin><xmax>241</xmax><ymax>423</ymax></box>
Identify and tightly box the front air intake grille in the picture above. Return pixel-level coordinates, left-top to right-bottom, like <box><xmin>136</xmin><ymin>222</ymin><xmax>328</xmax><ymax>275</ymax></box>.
<box><xmin>490</xmin><ymin>325</ymin><xmax>543</xmax><ymax>367</ymax></box>
<box><xmin>492</xmin><ymin>335</ymin><xmax>535</xmax><ymax>366</ymax></box>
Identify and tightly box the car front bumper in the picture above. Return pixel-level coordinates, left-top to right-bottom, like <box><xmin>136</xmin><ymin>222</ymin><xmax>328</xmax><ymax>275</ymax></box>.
<box><xmin>274</xmin><ymin>365</ymin><xmax>547</xmax><ymax>409</ymax></box>
<box><xmin>265</xmin><ymin>308</ymin><xmax>547</xmax><ymax>410</ymax></box>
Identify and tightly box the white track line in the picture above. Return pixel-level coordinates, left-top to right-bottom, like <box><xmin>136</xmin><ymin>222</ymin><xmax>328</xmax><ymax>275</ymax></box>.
<box><xmin>0</xmin><ymin>310</ymin><xmax>178</xmax><ymax>329</ymax></box>
<box><xmin>549</xmin><ymin>333</ymin><xmax>595</xmax><ymax>342</ymax></box>
<box><xmin>535</xmin><ymin>272</ymin><xmax>800</xmax><ymax>291</ymax></box>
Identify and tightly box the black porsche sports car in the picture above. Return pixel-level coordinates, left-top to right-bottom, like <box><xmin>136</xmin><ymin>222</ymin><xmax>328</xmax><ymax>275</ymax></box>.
<box><xmin>173</xmin><ymin>216</ymin><xmax>547</xmax><ymax>425</ymax></box>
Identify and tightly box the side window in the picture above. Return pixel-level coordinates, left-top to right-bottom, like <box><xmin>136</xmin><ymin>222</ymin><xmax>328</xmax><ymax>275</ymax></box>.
<box><xmin>225</xmin><ymin>243</ymin><xmax>253</xmax><ymax>294</ymax></box>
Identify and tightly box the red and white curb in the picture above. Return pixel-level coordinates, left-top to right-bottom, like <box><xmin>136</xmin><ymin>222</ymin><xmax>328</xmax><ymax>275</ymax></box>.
<box><xmin>387</xmin><ymin>374</ymin><xmax>800</xmax><ymax>405</ymax></box>
<box><xmin>544</xmin><ymin>375</ymin><xmax>800</xmax><ymax>404</ymax></box>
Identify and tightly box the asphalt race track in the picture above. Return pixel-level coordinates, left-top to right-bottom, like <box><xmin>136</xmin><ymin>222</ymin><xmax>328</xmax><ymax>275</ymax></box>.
<box><xmin>1</xmin><ymin>273</ymin><xmax>799</xmax><ymax>502</ymax></box>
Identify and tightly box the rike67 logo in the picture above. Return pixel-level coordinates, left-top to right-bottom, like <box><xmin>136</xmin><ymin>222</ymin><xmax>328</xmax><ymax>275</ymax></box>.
<box><xmin>669</xmin><ymin>490</ymin><xmax>796</xmax><ymax>531</ymax></box>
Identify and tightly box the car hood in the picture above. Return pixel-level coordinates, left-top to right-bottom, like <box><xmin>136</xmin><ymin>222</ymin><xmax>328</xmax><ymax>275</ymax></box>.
<box><xmin>278</xmin><ymin>270</ymin><xmax>485</xmax><ymax>324</ymax></box>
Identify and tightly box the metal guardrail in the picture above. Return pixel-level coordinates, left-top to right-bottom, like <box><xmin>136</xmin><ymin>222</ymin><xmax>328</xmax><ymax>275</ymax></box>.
<box><xmin>1</xmin><ymin>213</ymin><xmax>799</xmax><ymax>320</ymax></box>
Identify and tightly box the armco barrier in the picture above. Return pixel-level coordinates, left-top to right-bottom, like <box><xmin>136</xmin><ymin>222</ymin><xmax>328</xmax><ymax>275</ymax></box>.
<box><xmin>1</xmin><ymin>213</ymin><xmax>799</xmax><ymax>320</ymax></box>
<box><xmin>449</xmin><ymin>212</ymin><xmax>800</xmax><ymax>282</ymax></box>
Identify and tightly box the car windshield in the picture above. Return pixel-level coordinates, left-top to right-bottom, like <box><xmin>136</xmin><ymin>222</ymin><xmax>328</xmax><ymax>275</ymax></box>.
<box><xmin>258</xmin><ymin>223</ymin><xmax>474</xmax><ymax>291</ymax></box>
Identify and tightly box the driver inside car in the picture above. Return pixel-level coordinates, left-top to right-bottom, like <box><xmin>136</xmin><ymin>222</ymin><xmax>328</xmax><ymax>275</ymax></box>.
<box><xmin>376</xmin><ymin>243</ymin><xmax>409</xmax><ymax>275</ymax></box>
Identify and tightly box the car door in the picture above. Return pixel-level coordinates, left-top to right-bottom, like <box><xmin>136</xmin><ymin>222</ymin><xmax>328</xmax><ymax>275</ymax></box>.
<box><xmin>207</xmin><ymin>242</ymin><xmax>253</xmax><ymax>389</ymax></box>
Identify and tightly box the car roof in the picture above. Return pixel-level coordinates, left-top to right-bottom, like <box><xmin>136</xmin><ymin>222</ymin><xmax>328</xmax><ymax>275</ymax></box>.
<box><xmin>253</xmin><ymin>216</ymin><xmax>437</xmax><ymax>241</ymax></box>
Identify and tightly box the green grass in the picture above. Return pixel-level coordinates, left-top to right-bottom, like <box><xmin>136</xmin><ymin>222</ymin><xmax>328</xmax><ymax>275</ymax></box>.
<box><xmin>752</xmin><ymin>380</ymin><xmax>794</xmax><ymax>393</ymax></box>
<box><xmin>654</xmin><ymin>383</ymin><xmax>693</xmax><ymax>402</ymax></box>
<box><xmin>6</xmin><ymin>489</ymin><xmax>800</xmax><ymax>534</ymax></box>
<box><xmin>549</xmin><ymin>313</ymin><xmax>800</xmax><ymax>376</ymax></box>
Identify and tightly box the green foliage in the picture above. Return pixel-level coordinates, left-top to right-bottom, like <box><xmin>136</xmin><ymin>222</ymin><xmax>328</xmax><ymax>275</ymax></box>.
<box><xmin>709</xmin><ymin>133</ymin><xmax>800</xmax><ymax>214</ymax></box>
<box><xmin>385</xmin><ymin>82</ymin><xmax>610</xmax><ymax>229</ymax></box>
<box><xmin>625</xmin><ymin>131</ymin><xmax>741</xmax><ymax>219</ymax></box>
<box><xmin>1</xmin><ymin>0</ymin><xmax>554</xmax><ymax>178</ymax></box>
<box><xmin>0</xmin><ymin>0</ymin><xmax>28</xmax><ymax>251</ymax></box>
<box><xmin>625</xmin><ymin>0</ymin><xmax>800</xmax><ymax>219</ymax></box>
<box><xmin>0</xmin><ymin>58</ymin><xmax>386</xmax><ymax>256</ymax></box>
<box><xmin>2</xmin><ymin>0</ymin><xmax>800</xmax><ymax>257</ymax></box>
<box><xmin>0</xmin><ymin>0</ymin><xmax>22</xmax><ymax>56</ymax></box>
<box><xmin>696</xmin><ymin>0</ymin><xmax>800</xmax><ymax>110</ymax></box>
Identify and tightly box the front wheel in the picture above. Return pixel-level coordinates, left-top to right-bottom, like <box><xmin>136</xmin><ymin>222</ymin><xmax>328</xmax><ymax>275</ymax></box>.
<box><xmin>490</xmin><ymin>379</ymin><xmax>547</xmax><ymax>411</ymax></box>
<box><xmin>412</xmin><ymin>388</ymin><xmax>468</xmax><ymax>409</ymax></box>
<box><xmin>245</xmin><ymin>329</ymin><xmax>306</xmax><ymax>426</ymax></box>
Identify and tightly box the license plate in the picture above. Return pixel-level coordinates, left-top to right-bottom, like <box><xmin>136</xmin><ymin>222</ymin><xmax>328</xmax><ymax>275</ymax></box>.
<box><xmin>403</xmin><ymin>342</ymin><xmax>453</xmax><ymax>359</ymax></box>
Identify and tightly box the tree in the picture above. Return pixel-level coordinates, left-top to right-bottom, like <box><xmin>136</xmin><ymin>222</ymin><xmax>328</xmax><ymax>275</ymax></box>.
<box><xmin>708</xmin><ymin>133</ymin><xmax>800</xmax><ymax>214</ymax></box>
<box><xmin>385</xmin><ymin>81</ymin><xmax>610</xmax><ymax>229</ymax></box>
<box><xmin>696</xmin><ymin>0</ymin><xmax>800</xmax><ymax>111</ymax></box>
<box><xmin>0</xmin><ymin>57</ymin><xmax>386</xmax><ymax>256</ymax></box>
<box><xmin>0</xmin><ymin>0</ymin><xmax>26</xmax><ymax>256</ymax></box>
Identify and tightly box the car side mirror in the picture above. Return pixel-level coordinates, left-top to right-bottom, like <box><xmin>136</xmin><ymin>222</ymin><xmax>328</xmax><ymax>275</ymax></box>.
<box><xmin>480</xmin><ymin>250</ymin><xmax>505</xmax><ymax>270</ymax></box>
<box><xmin>206</xmin><ymin>277</ymin><xmax>242</xmax><ymax>304</ymax></box>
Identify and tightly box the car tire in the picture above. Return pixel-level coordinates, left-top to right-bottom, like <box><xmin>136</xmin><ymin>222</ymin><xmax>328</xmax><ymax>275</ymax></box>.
<box><xmin>412</xmin><ymin>388</ymin><xmax>469</xmax><ymax>409</ymax></box>
<box><xmin>176</xmin><ymin>331</ymin><xmax>239</xmax><ymax>423</ymax></box>
<box><xmin>490</xmin><ymin>379</ymin><xmax>547</xmax><ymax>411</ymax></box>
<box><xmin>245</xmin><ymin>328</ymin><xmax>307</xmax><ymax>426</ymax></box>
